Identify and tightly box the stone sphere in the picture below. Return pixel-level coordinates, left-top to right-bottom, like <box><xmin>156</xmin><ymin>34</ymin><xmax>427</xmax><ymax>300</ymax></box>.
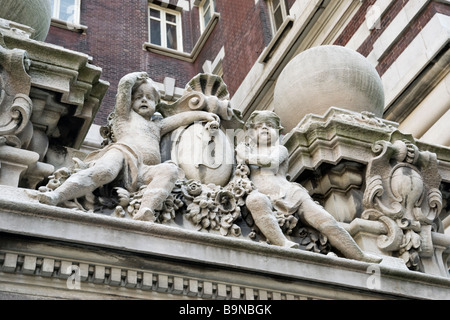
<box><xmin>273</xmin><ymin>45</ymin><xmax>385</xmax><ymax>133</ymax></box>
<box><xmin>0</xmin><ymin>0</ymin><xmax>52</xmax><ymax>41</ymax></box>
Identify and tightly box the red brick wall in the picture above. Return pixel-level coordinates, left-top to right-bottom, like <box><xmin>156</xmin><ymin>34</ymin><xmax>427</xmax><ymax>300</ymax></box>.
<box><xmin>333</xmin><ymin>0</ymin><xmax>450</xmax><ymax>76</ymax></box>
<box><xmin>376</xmin><ymin>1</ymin><xmax>450</xmax><ymax>76</ymax></box>
<box><xmin>333</xmin><ymin>0</ymin><xmax>378</xmax><ymax>47</ymax></box>
<box><xmin>356</xmin><ymin>0</ymin><xmax>409</xmax><ymax>58</ymax></box>
<box><xmin>46</xmin><ymin>0</ymin><xmax>270</xmax><ymax>126</ymax></box>
<box><xmin>47</xmin><ymin>0</ymin><xmax>152</xmax><ymax>124</ymax></box>
<box><xmin>42</xmin><ymin>0</ymin><xmax>450</xmax><ymax>126</ymax></box>
<box><xmin>193</xmin><ymin>0</ymin><xmax>269</xmax><ymax>96</ymax></box>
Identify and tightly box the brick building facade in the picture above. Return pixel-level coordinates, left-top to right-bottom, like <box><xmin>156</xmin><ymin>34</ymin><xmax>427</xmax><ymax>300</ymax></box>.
<box><xmin>46</xmin><ymin>0</ymin><xmax>277</xmax><ymax>125</ymax></box>
<box><xmin>0</xmin><ymin>0</ymin><xmax>449</xmax><ymax>300</ymax></box>
<box><xmin>45</xmin><ymin>0</ymin><xmax>450</xmax><ymax>145</ymax></box>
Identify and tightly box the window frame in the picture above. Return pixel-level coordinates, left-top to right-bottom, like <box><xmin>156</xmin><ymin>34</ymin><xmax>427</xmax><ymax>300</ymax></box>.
<box><xmin>199</xmin><ymin>0</ymin><xmax>216</xmax><ymax>33</ymax></box>
<box><xmin>148</xmin><ymin>4</ymin><xmax>184</xmax><ymax>52</ymax></box>
<box><xmin>50</xmin><ymin>0</ymin><xmax>81</xmax><ymax>25</ymax></box>
<box><xmin>267</xmin><ymin>0</ymin><xmax>287</xmax><ymax>35</ymax></box>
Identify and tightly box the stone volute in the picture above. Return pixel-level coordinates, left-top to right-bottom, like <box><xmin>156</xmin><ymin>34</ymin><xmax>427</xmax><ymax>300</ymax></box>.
<box><xmin>0</xmin><ymin>0</ymin><xmax>52</xmax><ymax>41</ymax></box>
<box><xmin>273</xmin><ymin>45</ymin><xmax>385</xmax><ymax>133</ymax></box>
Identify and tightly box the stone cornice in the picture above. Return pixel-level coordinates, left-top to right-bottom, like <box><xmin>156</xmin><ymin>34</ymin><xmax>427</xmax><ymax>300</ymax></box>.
<box><xmin>0</xmin><ymin>27</ymin><xmax>109</xmax><ymax>149</ymax></box>
<box><xmin>0</xmin><ymin>185</ymin><xmax>449</xmax><ymax>299</ymax></box>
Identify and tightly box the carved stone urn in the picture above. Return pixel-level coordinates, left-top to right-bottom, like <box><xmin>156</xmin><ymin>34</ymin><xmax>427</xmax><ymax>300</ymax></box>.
<box><xmin>0</xmin><ymin>0</ymin><xmax>52</xmax><ymax>41</ymax></box>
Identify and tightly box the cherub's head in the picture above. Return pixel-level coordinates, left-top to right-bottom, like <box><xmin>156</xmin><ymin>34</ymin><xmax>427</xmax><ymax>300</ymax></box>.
<box><xmin>131</xmin><ymin>77</ymin><xmax>161</xmax><ymax>120</ymax></box>
<box><xmin>245</xmin><ymin>110</ymin><xmax>283</xmax><ymax>146</ymax></box>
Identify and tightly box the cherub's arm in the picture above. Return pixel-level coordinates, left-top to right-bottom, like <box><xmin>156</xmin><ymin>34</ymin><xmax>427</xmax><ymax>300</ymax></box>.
<box><xmin>114</xmin><ymin>72</ymin><xmax>148</xmax><ymax>120</ymax></box>
<box><xmin>262</xmin><ymin>145</ymin><xmax>289</xmax><ymax>168</ymax></box>
<box><xmin>160</xmin><ymin>111</ymin><xmax>219</xmax><ymax>136</ymax></box>
<box><xmin>235</xmin><ymin>142</ymin><xmax>250</xmax><ymax>164</ymax></box>
<box><xmin>236</xmin><ymin>143</ymin><xmax>288</xmax><ymax>168</ymax></box>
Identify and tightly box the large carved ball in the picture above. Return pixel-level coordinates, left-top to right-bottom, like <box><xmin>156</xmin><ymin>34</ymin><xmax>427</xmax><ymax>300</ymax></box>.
<box><xmin>0</xmin><ymin>0</ymin><xmax>52</xmax><ymax>41</ymax></box>
<box><xmin>273</xmin><ymin>45</ymin><xmax>385</xmax><ymax>133</ymax></box>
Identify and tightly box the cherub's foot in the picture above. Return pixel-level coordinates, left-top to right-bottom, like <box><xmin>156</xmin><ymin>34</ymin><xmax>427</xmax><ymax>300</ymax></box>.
<box><xmin>133</xmin><ymin>207</ymin><xmax>156</xmax><ymax>222</ymax></box>
<box><xmin>284</xmin><ymin>240</ymin><xmax>299</xmax><ymax>249</ymax></box>
<box><xmin>37</xmin><ymin>192</ymin><xmax>59</xmax><ymax>206</ymax></box>
<box><xmin>361</xmin><ymin>252</ymin><xmax>382</xmax><ymax>263</ymax></box>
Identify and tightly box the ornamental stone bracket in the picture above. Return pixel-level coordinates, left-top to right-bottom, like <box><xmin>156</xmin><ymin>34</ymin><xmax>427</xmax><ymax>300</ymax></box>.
<box><xmin>0</xmin><ymin>17</ymin><xmax>109</xmax><ymax>189</ymax></box>
<box><xmin>362</xmin><ymin>139</ymin><xmax>445</xmax><ymax>273</ymax></box>
<box><xmin>282</xmin><ymin>107</ymin><xmax>450</xmax><ymax>277</ymax></box>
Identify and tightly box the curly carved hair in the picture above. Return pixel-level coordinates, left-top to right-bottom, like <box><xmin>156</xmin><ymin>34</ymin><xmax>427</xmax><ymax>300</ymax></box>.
<box><xmin>244</xmin><ymin>110</ymin><xmax>284</xmax><ymax>132</ymax></box>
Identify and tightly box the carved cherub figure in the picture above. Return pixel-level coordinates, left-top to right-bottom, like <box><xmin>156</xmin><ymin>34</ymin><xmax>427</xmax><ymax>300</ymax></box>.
<box><xmin>39</xmin><ymin>71</ymin><xmax>218</xmax><ymax>221</ymax></box>
<box><xmin>236</xmin><ymin>110</ymin><xmax>381</xmax><ymax>262</ymax></box>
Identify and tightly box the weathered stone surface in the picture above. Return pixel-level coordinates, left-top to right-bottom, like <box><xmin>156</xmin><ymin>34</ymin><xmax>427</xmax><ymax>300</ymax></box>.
<box><xmin>273</xmin><ymin>45</ymin><xmax>385</xmax><ymax>133</ymax></box>
<box><xmin>0</xmin><ymin>198</ymin><xmax>449</xmax><ymax>299</ymax></box>
<box><xmin>0</xmin><ymin>0</ymin><xmax>51</xmax><ymax>41</ymax></box>
<box><xmin>0</xmin><ymin>16</ymin><xmax>108</xmax><ymax>189</ymax></box>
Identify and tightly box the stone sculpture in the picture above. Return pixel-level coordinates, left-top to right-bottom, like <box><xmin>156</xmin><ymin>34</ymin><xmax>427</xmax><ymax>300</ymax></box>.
<box><xmin>362</xmin><ymin>139</ymin><xmax>443</xmax><ymax>270</ymax></box>
<box><xmin>38</xmin><ymin>72</ymin><xmax>219</xmax><ymax>221</ymax></box>
<box><xmin>236</xmin><ymin>110</ymin><xmax>381</xmax><ymax>262</ymax></box>
<box><xmin>36</xmin><ymin>71</ymin><xmax>385</xmax><ymax>264</ymax></box>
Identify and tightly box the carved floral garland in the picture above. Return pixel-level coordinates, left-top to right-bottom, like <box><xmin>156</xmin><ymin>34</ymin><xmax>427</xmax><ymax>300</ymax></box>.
<box><xmin>38</xmin><ymin>161</ymin><xmax>332</xmax><ymax>255</ymax></box>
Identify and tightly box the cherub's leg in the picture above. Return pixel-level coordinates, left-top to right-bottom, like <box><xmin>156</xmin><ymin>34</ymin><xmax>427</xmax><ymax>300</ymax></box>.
<box><xmin>300</xmin><ymin>199</ymin><xmax>381</xmax><ymax>263</ymax></box>
<box><xmin>38</xmin><ymin>149</ymin><xmax>124</xmax><ymax>206</ymax></box>
<box><xmin>246</xmin><ymin>191</ymin><xmax>299</xmax><ymax>248</ymax></box>
<box><xmin>133</xmin><ymin>162</ymin><xmax>179</xmax><ymax>222</ymax></box>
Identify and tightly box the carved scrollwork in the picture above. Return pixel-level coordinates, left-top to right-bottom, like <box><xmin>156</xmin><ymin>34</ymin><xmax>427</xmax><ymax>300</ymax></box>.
<box><xmin>362</xmin><ymin>139</ymin><xmax>443</xmax><ymax>271</ymax></box>
<box><xmin>0</xmin><ymin>43</ymin><xmax>32</xmax><ymax>147</ymax></box>
<box><xmin>0</xmin><ymin>93</ymin><xmax>32</xmax><ymax>136</ymax></box>
<box><xmin>377</xmin><ymin>215</ymin><xmax>404</xmax><ymax>251</ymax></box>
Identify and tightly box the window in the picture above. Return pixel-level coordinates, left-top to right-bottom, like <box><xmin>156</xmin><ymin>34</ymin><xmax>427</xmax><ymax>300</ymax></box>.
<box><xmin>268</xmin><ymin>0</ymin><xmax>287</xmax><ymax>34</ymax></box>
<box><xmin>149</xmin><ymin>4</ymin><xmax>183</xmax><ymax>52</ymax></box>
<box><xmin>50</xmin><ymin>0</ymin><xmax>81</xmax><ymax>24</ymax></box>
<box><xmin>200</xmin><ymin>0</ymin><xmax>216</xmax><ymax>32</ymax></box>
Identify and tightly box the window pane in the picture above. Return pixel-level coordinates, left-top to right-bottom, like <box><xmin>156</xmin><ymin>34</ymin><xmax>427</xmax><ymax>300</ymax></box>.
<box><xmin>166</xmin><ymin>13</ymin><xmax>176</xmax><ymax>23</ymax></box>
<box><xmin>150</xmin><ymin>19</ymin><xmax>161</xmax><ymax>46</ymax></box>
<box><xmin>272</xmin><ymin>0</ymin><xmax>280</xmax><ymax>9</ymax></box>
<box><xmin>203</xmin><ymin>7</ymin><xmax>211</xmax><ymax>26</ymax></box>
<box><xmin>59</xmin><ymin>0</ymin><xmax>76</xmax><ymax>21</ymax></box>
<box><xmin>274</xmin><ymin>7</ymin><xmax>283</xmax><ymax>30</ymax></box>
<box><xmin>166</xmin><ymin>24</ymin><xmax>178</xmax><ymax>50</ymax></box>
<box><xmin>150</xmin><ymin>8</ymin><xmax>160</xmax><ymax>18</ymax></box>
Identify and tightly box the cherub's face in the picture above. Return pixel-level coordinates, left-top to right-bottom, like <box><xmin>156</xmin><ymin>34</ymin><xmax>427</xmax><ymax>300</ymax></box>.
<box><xmin>254</xmin><ymin>119</ymin><xmax>279</xmax><ymax>146</ymax></box>
<box><xmin>131</xmin><ymin>82</ymin><xmax>158</xmax><ymax>120</ymax></box>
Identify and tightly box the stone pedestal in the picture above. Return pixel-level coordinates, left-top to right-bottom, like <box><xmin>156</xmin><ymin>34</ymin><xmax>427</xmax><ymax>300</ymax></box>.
<box><xmin>283</xmin><ymin>107</ymin><xmax>450</xmax><ymax>277</ymax></box>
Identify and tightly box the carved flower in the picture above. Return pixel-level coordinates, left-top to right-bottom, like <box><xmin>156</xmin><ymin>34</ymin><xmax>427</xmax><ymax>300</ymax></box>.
<box><xmin>235</xmin><ymin>163</ymin><xmax>250</xmax><ymax>177</ymax></box>
<box><xmin>184</xmin><ymin>179</ymin><xmax>203</xmax><ymax>197</ymax></box>
<box><xmin>220</xmin><ymin>211</ymin><xmax>241</xmax><ymax>237</ymax></box>
<box><xmin>276</xmin><ymin>212</ymin><xmax>298</xmax><ymax>235</ymax></box>
<box><xmin>216</xmin><ymin>190</ymin><xmax>236</xmax><ymax>213</ymax></box>
<box><xmin>298</xmin><ymin>227</ymin><xmax>331</xmax><ymax>254</ymax></box>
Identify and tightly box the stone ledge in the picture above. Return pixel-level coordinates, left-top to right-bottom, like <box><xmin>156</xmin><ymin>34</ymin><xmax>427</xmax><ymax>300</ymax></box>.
<box><xmin>0</xmin><ymin>186</ymin><xmax>449</xmax><ymax>299</ymax></box>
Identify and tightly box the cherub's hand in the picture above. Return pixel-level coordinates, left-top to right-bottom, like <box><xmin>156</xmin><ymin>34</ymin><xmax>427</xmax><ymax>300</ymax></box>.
<box><xmin>257</xmin><ymin>154</ymin><xmax>272</xmax><ymax>166</ymax></box>
<box><xmin>118</xmin><ymin>71</ymin><xmax>149</xmax><ymax>87</ymax></box>
<box><xmin>235</xmin><ymin>143</ymin><xmax>252</xmax><ymax>163</ymax></box>
<box><xmin>136</xmin><ymin>72</ymin><xmax>149</xmax><ymax>81</ymax></box>
<box><xmin>205</xmin><ymin>113</ymin><xmax>220</xmax><ymax>123</ymax></box>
